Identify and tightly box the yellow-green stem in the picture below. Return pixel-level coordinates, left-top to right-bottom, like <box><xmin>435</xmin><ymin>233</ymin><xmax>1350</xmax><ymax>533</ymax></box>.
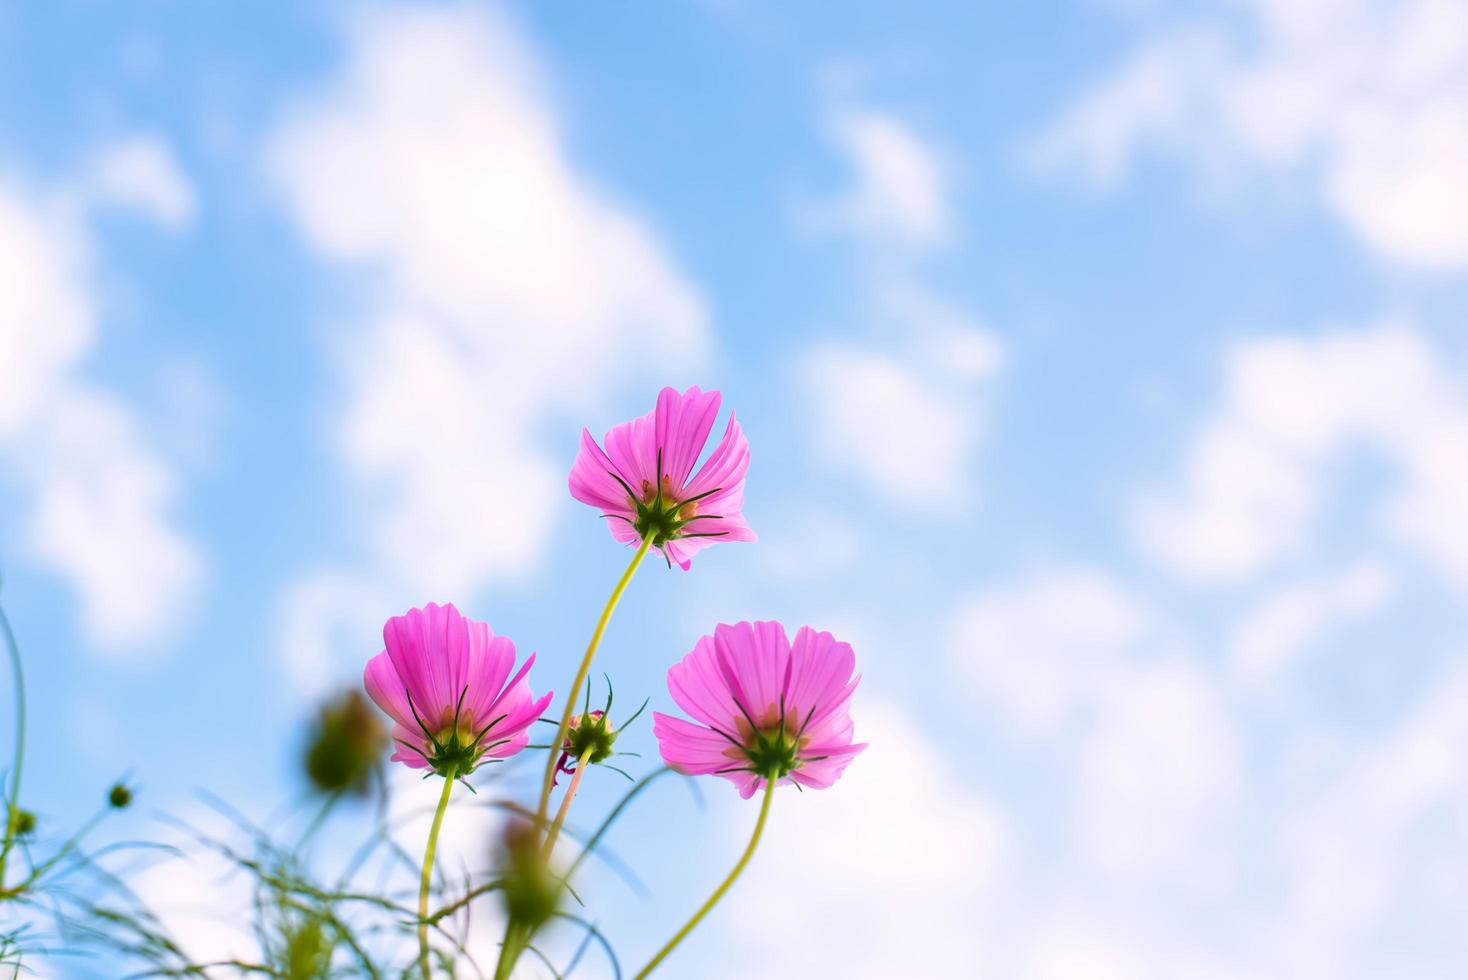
<box><xmin>542</xmin><ymin>745</ymin><xmax>595</xmax><ymax>859</ymax></box>
<box><xmin>418</xmin><ymin>765</ymin><xmax>458</xmax><ymax>980</ymax></box>
<box><xmin>492</xmin><ymin>921</ymin><xmax>524</xmax><ymax>980</ymax></box>
<box><xmin>533</xmin><ymin>532</ymin><xmax>654</xmax><ymax>832</ymax></box>
<box><xmin>632</xmin><ymin>777</ymin><xmax>776</xmax><ymax>979</ymax></box>
<box><xmin>493</xmin><ymin>531</ymin><xmax>653</xmax><ymax>980</ymax></box>
<box><xmin>0</xmin><ymin>603</ymin><xmax>25</xmax><ymax>890</ymax></box>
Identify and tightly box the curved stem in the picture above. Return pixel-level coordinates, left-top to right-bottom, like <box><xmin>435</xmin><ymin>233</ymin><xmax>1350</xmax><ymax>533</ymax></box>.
<box><xmin>492</xmin><ymin>921</ymin><xmax>524</xmax><ymax>980</ymax></box>
<box><xmin>418</xmin><ymin>766</ymin><xmax>458</xmax><ymax>980</ymax></box>
<box><xmin>633</xmin><ymin>778</ymin><xmax>776</xmax><ymax>979</ymax></box>
<box><xmin>534</xmin><ymin>531</ymin><xmax>654</xmax><ymax>832</ymax></box>
<box><xmin>542</xmin><ymin>746</ymin><xmax>594</xmax><ymax>859</ymax></box>
<box><xmin>0</xmin><ymin>601</ymin><xmax>25</xmax><ymax>889</ymax></box>
<box><xmin>492</xmin><ymin>531</ymin><xmax>653</xmax><ymax>980</ymax></box>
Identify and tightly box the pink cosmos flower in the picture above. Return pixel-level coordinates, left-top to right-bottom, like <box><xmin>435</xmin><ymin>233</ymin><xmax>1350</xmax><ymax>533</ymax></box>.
<box><xmin>363</xmin><ymin>603</ymin><xmax>553</xmax><ymax>777</ymax></box>
<box><xmin>652</xmin><ymin>621</ymin><xmax>866</xmax><ymax>798</ymax></box>
<box><xmin>569</xmin><ymin>386</ymin><xmax>755</xmax><ymax>570</ymax></box>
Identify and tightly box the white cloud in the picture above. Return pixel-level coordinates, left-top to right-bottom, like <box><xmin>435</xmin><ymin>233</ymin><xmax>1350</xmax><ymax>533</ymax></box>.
<box><xmin>950</xmin><ymin>569</ymin><xmax>1244</xmax><ymax>889</ymax></box>
<box><xmin>950</xmin><ymin>568</ymin><xmax>1149</xmax><ymax>736</ymax></box>
<box><xmin>757</xmin><ymin>509</ymin><xmax>862</xmax><ymax>583</ymax></box>
<box><xmin>266</xmin><ymin>4</ymin><xmax>710</xmax><ymax>690</ymax></box>
<box><xmin>21</xmin><ymin>389</ymin><xmax>202</xmax><ymax>650</ymax></box>
<box><xmin>721</xmin><ymin>700</ymin><xmax>1008</xmax><ymax>979</ymax></box>
<box><xmin>1229</xmin><ymin>561</ymin><xmax>1395</xmax><ymax>686</ymax></box>
<box><xmin>0</xmin><ymin>186</ymin><xmax>91</xmax><ymax>436</ymax></box>
<box><xmin>0</xmin><ymin>173</ymin><xmax>202</xmax><ymax>650</ymax></box>
<box><xmin>87</xmin><ymin>135</ymin><xmax>197</xmax><ymax>229</ymax></box>
<box><xmin>275</xmin><ymin>568</ymin><xmax>393</xmax><ymax>697</ymax></box>
<box><xmin>801</xmin><ymin>341</ymin><xmax>975</xmax><ymax>506</ymax></box>
<box><xmin>1075</xmin><ymin>657</ymin><xmax>1243</xmax><ymax>884</ymax></box>
<box><xmin>1136</xmin><ymin>325</ymin><xmax>1468</xmax><ymax>585</ymax></box>
<box><xmin>809</xmin><ymin>107</ymin><xmax>953</xmax><ymax>248</ymax></box>
<box><xmin>797</xmin><ymin>281</ymin><xmax>1002</xmax><ymax>509</ymax></box>
<box><xmin>1033</xmin><ymin>0</ymin><xmax>1468</xmax><ymax>268</ymax></box>
<box><xmin>797</xmin><ymin>102</ymin><xmax>1001</xmax><ymax>508</ymax></box>
<box><xmin>1267</xmin><ymin>659</ymin><xmax>1468</xmax><ymax>977</ymax></box>
<box><xmin>1024</xmin><ymin>925</ymin><xmax>1248</xmax><ymax>980</ymax></box>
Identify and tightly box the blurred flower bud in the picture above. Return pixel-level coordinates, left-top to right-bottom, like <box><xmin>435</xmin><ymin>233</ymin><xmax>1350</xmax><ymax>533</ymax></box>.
<box><xmin>6</xmin><ymin>805</ymin><xmax>35</xmax><ymax>839</ymax></box>
<box><xmin>107</xmin><ymin>781</ymin><xmax>134</xmax><ymax>809</ymax></box>
<box><xmin>282</xmin><ymin>913</ymin><xmax>333</xmax><ymax>980</ymax></box>
<box><xmin>304</xmin><ymin>690</ymin><xmax>387</xmax><ymax>795</ymax></box>
<box><xmin>496</xmin><ymin>821</ymin><xmax>558</xmax><ymax>931</ymax></box>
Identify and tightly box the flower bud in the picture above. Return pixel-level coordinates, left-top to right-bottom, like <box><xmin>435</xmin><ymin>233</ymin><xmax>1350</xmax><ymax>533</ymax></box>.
<box><xmin>563</xmin><ymin>710</ymin><xmax>616</xmax><ymax>765</ymax></box>
<box><xmin>107</xmin><ymin>782</ymin><xmax>134</xmax><ymax>809</ymax></box>
<box><xmin>304</xmin><ymin>690</ymin><xmax>387</xmax><ymax>795</ymax></box>
<box><xmin>496</xmin><ymin>821</ymin><xmax>558</xmax><ymax>931</ymax></box>
<box><xmin>6</xmin><ymin>805</ymin><xmax>35</xmax><ymax>839</ymax></box>
<box><xmin>282</xmin><ymin>913</ymin><xmax>333</xmax><ymax>980</ymax></box>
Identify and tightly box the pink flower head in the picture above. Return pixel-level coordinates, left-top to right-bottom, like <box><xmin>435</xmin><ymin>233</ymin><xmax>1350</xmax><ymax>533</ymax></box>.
<box><xmin>363</xmin><ymin>603</ymin><xmax>553</xmax><ymax>777</ymax></box>
<box><xmin>569</xmin><ymin>386</ymin><xmax>755</xmax><ymax>570</ymax></box>
<box><xmin>653</xmin><ymin>621</ymin><xmax>866</xmax><ymax>798</ymax></box>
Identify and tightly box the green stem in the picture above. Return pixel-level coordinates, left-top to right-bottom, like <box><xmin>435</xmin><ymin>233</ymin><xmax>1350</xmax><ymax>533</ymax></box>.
<box><xmin>492</xmin><ymin>530</ymin><xmax>654</xmax><ymax>980</ymax></box>
<box><xmin>492</xmin><ymin>921</ymin><xmax>524</xmax><ymax>980</ymax></box>
<box><xmin>533</xmin><ymin>531</ymin><xmax>654</xmax><ymax>832</ymax></box>
<box><xmin>418</xmin><ymin>766</ymin><xmax>458</xmax><ymax>980</ymax></box>
<box><xmin>542</xmin><ymin>745</ymin><xmax>594</xmax><ymax>859</ymax></box>
<box><xmin>632</xmin><ymin>778</ymin><xmax>776</xmax><ymax>979</ymax></box>
<box><xmin>0</xmin><ymin>601</ymin><xmax>24</xmax><ymax>890</ymax></box>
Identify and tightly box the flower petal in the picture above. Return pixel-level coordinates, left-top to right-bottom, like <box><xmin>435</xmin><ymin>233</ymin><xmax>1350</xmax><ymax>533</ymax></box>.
<box><xmin>786</xmin><ymin>627</ymin><xmax>858</xmax><ymax>732</ymax></box>
<box><xmin>712</xmin><ymin>621</ymin><xmax>792</xmax><ymax>728</ymax></box>
<box><xmin>655</xmin><ymin>386</ymin><xmax>722</xmax><ymax>489</ymax></box>
<box><xmin>667</xmin><ymin>634</ymin><xmax>745</xmax><ymax>732</ymax></box>
<box><xmin>569</xmin><ymin>428</ymin><xmax>635</xmax><ymax>515</ymax></box>
<box><xmin>653</xmin><ymin>713</ymin><xmax>743</xmax><ymax>774</ymax></box>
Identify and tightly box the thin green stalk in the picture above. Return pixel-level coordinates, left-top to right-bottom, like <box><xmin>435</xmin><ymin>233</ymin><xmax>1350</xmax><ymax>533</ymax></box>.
<box><xmin>542</xmin><ymin>746</ymin><xmax>594</xmax><ymax>859</ymax></box>
<box><xmin>533</xmin><ymin>531</ymin><xmax>654</xmax><ymax>832</ymax></box>
<box><xmin>1</xmin><ymin>805</ymin><xmax>108</xmax><ymax>898</ymax></box>
<box><xmin>632</xmin><ymin>778</ymin><xmax>776</xmax><ymax>979</ymax></box>
<box><xmin>418</xmin><ymin>765</ymin><xmax>458</xmax><ymax>979</ymax></box>
<box><xmin>493</xmin><ymin>530</ymin><xmax>652</xmax><ymax>980</ymax></box>
<box><xmin>492</xmin><ymin>921</ymin><xmax>524</xmax><ymax>980</ymax></box>
<box><xmin>0</xmin><ymin>602</ymin><xmax>24</xmax><ymax>890</ymax></box>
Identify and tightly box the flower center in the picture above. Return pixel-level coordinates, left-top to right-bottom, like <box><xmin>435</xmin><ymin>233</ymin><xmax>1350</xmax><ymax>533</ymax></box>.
<box><xmin>732</xmin><ymin>708</ymin><xmax>806</xmax><ymax>781</ymax></box>
<box><xmin>403</xmin><ymin>687</ymin><xmax>508</xmax><ymax>778</ymax></box>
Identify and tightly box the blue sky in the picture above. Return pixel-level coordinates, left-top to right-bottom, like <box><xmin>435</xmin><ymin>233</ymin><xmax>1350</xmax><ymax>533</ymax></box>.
<box><xmin>3</xmin><ymin>1</ymin><xmax>1468</xmax><ymax>977</ymax></box>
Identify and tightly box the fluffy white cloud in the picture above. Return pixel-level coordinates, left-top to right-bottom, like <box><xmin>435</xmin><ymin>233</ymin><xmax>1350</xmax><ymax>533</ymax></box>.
<box><xmin>0</xmin><ymin>187</ymin><xmax>91</xmax><ymax>436</ymax></box>
<box><xmin>1266</xmin><ymin>660</ymin><xmax>1468</xmax><ymax>977</ymax></box>
<box><xmin>950</xmin><ymin>568</ymin><xmax>1149</xmax><ymax>736</ymax></box>
<box><xmin>87</xmin><ymin>135</ymin><xmax>196</xmax><ymax>229</ymax></box>
<box><xmin>1135</xmin><ymin>325</ymin><xmax>1468</xmax><ymax>585</ymax></box>
<box><xmin>720</xmin><ymin>700</ymin><xmax>1008</xmax><ymax>979</ymax></box>
<box><xmin>950</xmin><ymin>569</ymin><xmax>1242</xmax><ymax>884</ymax></box>
<box><xmin>1075</xmin><ymin>657</ymin><xmax>1243</xmax><ymax>884</ymax></box>
<box><xmin>21</xmin><ymin>389</ymin><xmax>202</xmax><ymax>649</ymax></box>
<box><xmin>808</xmin><ymin>107</ymin><xmax>952</xmax><ymax>249</ymax></box>
<box><xmin>802</xmin><ymin>340</ymin><xmax>976</xmax><ymax>506</ymax></box>
<box><xmin>1228</xmin><ymin>560</ymin><xmax>1395</xmax><ymax>686</ymax></box>
<box><xmin>798</xmin><ymin>103</ymin><xmax>1001</xmax><ymax>507</ymax></box>
<box><xmin>0</xmin><ymin>173</ymin><xmax>202</xmax><ymax>650</ymax></box>
<box><xmin>275</xmin><ymin>568</ymin><xmax>392</xmax><ymax>697</ymax></box>
<box><xmin>266</xmin><ymin>4</ymin><xmax>709</xmax><ymax>690</ymax></box>
<box><xmin>1033</xmin><ymin>0</ymin><xmax>1468</xmax><ymax>268</ymax></box>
